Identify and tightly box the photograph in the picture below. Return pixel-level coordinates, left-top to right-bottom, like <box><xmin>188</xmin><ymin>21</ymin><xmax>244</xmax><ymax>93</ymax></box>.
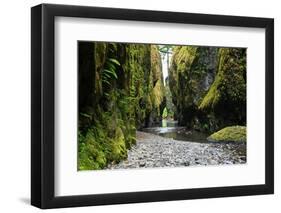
<box><xmin>78</xmin><ymin>41</ymin><xmax>247</xmax><ymax>171</ymax></box>
<box><xmin>29</xmin><ymin>2</ymin><xmax>274</xmax><ymax>209</ymax></box>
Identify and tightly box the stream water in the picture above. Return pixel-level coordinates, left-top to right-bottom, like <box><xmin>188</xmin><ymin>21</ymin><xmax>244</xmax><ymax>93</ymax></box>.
<box><xmin>108</xmin><ymin>119</ymin><xmax>246</xmax><ymax>169</ymax></box>
<box><xmin>142</xmin><ymin>118</ymin><xmax>246</xmax><ymax>157</ymax></box>
<box><xmin>143</xmin><ymin>119</ymin><xmax>209</xmax><ymax>143</ymax></box>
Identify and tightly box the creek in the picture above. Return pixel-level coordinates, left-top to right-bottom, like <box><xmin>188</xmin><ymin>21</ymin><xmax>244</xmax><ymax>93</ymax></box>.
<box><xmin>143</xmin><ymin>119</ymin><xmax>209</xmax><ymax>143</ymax></box>
<box><xmin>107</xmin><ymin>119</ymin><xmax>246</xmax><ymax>170</ymax></box>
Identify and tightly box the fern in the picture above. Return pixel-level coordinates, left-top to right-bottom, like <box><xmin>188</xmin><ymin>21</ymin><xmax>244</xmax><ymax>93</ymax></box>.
<box><xmin>101</xmin><ymin>57</ymin><xmax>120</xmax><ymax>86</ymax></box>
<box><xmin>108</xmin><ymin>58</ymin><xmax>121</xmax><ymax>66</ymax></box>
<box><xmin>100</xmin><ymin>43</ymin><xmax>121</xmax><ymax>86</ymax></box>
<box><xmin>103</xmin><ymin>68</ymin><xmax>118</xmax><ymax>79</ymax></box>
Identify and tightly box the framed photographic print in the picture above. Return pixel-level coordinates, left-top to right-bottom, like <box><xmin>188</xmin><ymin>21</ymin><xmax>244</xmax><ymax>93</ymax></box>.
<box><xmin>31</xmin><ymin>3</ymin><xmax>274</xmax><ymax>209</ymax></box>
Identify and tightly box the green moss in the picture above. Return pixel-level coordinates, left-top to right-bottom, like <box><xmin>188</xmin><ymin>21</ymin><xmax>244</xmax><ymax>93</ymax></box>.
<box><xmin>199</xmin><ymin>48</ymin><xmax>246</xmax><ymax>111</ymax></box>
<box><xmin>169</xmin><ymin>46</ymin><xmax>218</xmax><ymax>128</ymax></box>
<box><xmin>95</xmin><ymin>43</ymin><xmax>107</xmax><ymax>97</ymax></box>
<box><xmin>110</xmin><ymin>127</ymin><xmax>127</xmax><ymax>162</ymax></box>
<box><xmin>78</xmin><ymin>114</ymin><xmax>129</xmax><ymax>170</ymax></box>
<box><xmin>164</xmin><ymin>82</ymin><xmax>176</xmax><ymax>118</ymax></box>
<box><xmin>175</xmin><ymin>46</ymin><xmax>198</xmax><ymax>73</ymax></box>
<box><xmin>169</xmin><ymin>46</ymin><xmax>246</xmax><ymax>132</ymax></box>
<box><xmin>199</xmin><ymin>70</ymin><xmax>222</xmax><ymax>110</ymax></box>
<box><xmin>151</xmin><ymin>45</ymin><xmax>163</xmax><ymax>81</ymax></box>
<box><xmin>152</xmin><ymin>80</ymin><xmax>164</xmax><ymax>108</ymax></box>
<box><xmin>146</xmin><ymin>95</ymin><xmax>153</xmax><ymax>113</ymax></box>
<box><xmin>149</xmin><ymin>45</ymin><xmax>165</xmax><ymax>118</ymax></box>
<box><xmin>198</xmin><ymin>48</ymin><xmax>246</xmax><ymax>130</ymax></box>
<box><xmin>207</xmin><ymin>126</ymin><xmax>246</xmax><ymax>143</ymax></box>
<box><xmin>162</xmin><ymin>107</ymin><xmax>168</xmax><ymax>118</ymax></box>
<box><xmin>78</xmin><ymin>42</ymin><xmax>164</xmax><ymax>170</ymax></box>
<box><xmin>78</xmin><ymin>128</ymin><xmax>107</xmax><ymax>170</ymax></box>
<box><xmin>95</xmin><ymin>43</ymin><xmax>107</xmax><ymax>72</ymax></box>
<box><xmin>123</xmin><ymin>44</ymin><xmax>153</xmax><ymax>127</ymax></box>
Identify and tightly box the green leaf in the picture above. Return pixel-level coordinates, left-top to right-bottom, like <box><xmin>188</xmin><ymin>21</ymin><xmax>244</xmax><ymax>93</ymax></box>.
<box><xmin>102</xmin><ymin>79</ymin><xmax>111</xmax><ymax>85</ymax></box>
<box><xmin>104</xmin><ymin>69</ymin><xmax>118</xmax><ymax>79</ymax></box>
<box><xmin>108</xmin><ymin>58</ymin><xmax>121</xmax><ymax>66</ymax></box>
<box><xmin>106</xmin><ymin>62</ymin><xmax>116</xmax><ymax>71</ymax></box>
<box><xmin>102</xmin><ymin>72</ymin><xmax>111</xmax><ymax>79</ymax></box>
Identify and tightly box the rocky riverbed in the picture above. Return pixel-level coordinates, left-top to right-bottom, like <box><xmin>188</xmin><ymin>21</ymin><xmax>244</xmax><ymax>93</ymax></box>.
<box><xmin>107</xmin><ymin>131</ymin><xmax>246</xmax><ymax>169</ymax></box>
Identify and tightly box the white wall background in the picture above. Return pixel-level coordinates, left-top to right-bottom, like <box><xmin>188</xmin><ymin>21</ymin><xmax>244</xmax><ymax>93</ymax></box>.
<box><xmin>0</xmin><ymin>0</ymin><xmax>279</xmax><ymax>212</ymax></box>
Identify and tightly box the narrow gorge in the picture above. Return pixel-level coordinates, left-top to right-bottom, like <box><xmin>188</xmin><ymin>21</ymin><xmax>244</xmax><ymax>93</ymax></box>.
<box><xmin>78</xmin><ymin>42</ymin><xmax>246</xmax><ymax>170</ymax></box>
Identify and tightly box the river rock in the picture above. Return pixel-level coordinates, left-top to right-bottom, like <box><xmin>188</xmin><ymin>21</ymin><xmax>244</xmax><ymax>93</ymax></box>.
<box><xmin>107</xmin><ymin>131</ymin><xmax>246</xmax><ymax>170</ymax></box>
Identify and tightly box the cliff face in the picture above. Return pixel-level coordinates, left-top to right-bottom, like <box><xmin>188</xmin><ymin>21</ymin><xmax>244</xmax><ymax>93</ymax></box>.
<box><xmin>78</xmin><ymin>42</ymin><xmax>165</xmax><ymax>170</ymax></box>
<box><xmin>145</xmin><ymin>45</ymin><xmax>166</xmax><ymax>127</ymax></box>
<box><xmin>169</xmin><ymin>46</ymin><xmax>246</xmax><ymax>132</ymax></box>
<box><xmin>169</xmin><ymin>46</ymin><xmax>218</xmax><ymax>129</ymax></box>
<box><xmin>78</xmin><ymin>42</ymin><xmax>246</xmax><ymax>170</ymax></box>
<box><xmin>199</xmin><ymin>48</ymin><xmax>247</xmax><ymax>129</ymax></box>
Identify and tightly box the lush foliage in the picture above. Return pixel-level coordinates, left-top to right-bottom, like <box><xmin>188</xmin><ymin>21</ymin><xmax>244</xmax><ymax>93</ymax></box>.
<box><xmin>169</xmin><ymin>46</ymin><xmax>246</xmax><ymax>132</ymax></box>
<box><xmin>199</xmin><ymin>48</ymin><xmax>246</xmax><ymax>126</ymax></box>
<box><xmin>78</xmin><ymin>42</ymin><xmax>247</xmax><ymax>170</ymax></box>
<box><xmin>78</xmin><ymin>42</ymin><xmax>164</xmax><ymax>170</ymax></box>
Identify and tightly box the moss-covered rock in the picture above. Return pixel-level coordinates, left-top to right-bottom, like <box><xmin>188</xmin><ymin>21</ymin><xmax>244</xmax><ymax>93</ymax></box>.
<box><xmin>144</xmin><ymin>45</ymin><xmax>165</xmax><ymax>127</ymax></box>
<box><xmin>207</xmin><ymin>126</ymin><xmax>246</xmax><ymax>143</ymax></box>
<box><xmin>199</xmin><ymin>48</ymin><xmax>246</xmax><ymax>129</ymax></box>
<box><xmin>78</xmin><ymin>42</ymin><xmax>164</xmax><ymax>170</ymax></box>
<box><xmin>169</xmin><ymin>46</ymin><xmax>218</xmax><ymax>129</ymax></box>
<box><xmin>164</xmin><ymin>77</ymin><xmax>176</xmax><ymax>118</ymax></box>
<box><xmin>169</xmin><ymin>46</ymin><xmax>246</xmax><ymax>132</ymax></box>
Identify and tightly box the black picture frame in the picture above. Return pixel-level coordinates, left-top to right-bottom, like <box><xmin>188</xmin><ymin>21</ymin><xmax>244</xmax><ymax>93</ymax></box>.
<box><xmin>31</xmin><ymin>3</ymin><xmax>274</xmax><ymax>209</ymax></box>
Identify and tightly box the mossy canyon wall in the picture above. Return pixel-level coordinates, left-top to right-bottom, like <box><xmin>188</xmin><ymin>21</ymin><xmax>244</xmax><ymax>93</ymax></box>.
<box><xmin>169</xmin><ymin>46</ymin><xmax>246</xmax><ymax>132</ymax></box>
<box><xmin>78</xmin><ymin>42</ymin><xmax>246</xmax><ymax>170</ymax></box>
<box><xmin>78</xmin><ymin>42</ymin><xmax>165</xmax><ymax>170</ymax></box>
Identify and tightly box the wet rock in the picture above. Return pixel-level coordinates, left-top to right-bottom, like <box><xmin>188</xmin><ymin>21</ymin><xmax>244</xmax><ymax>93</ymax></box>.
<box><xmin>139</xmin><ymin>161</ymin><xmax>146</xmax><ymax>167</ymax></box>
<box><xmin>183</xmin><ymin>162</ymin><xmax>190</xmax><ymax>166</ymax></box>
<box><xmin>107</xmin><ymin>131</ymin><xmax>246</xmax><ymax>170</ymax></box>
